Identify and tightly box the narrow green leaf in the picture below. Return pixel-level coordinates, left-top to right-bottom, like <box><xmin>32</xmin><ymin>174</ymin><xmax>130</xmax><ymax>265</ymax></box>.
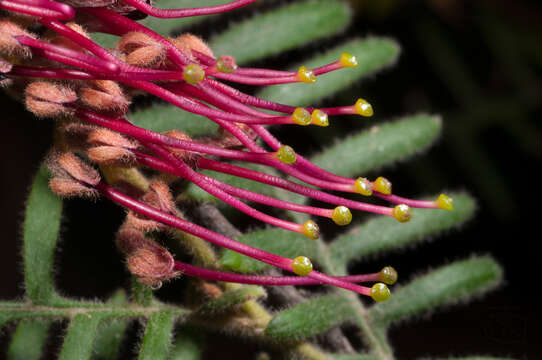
<box><xmin>92</xmin><ymin>291</ymin><xmax>130</xmax><ymax>360</ymax></box>
<box><xmin>58</xmin><ymin>313</ymin><xmax>102</xmax><ymax>360</ymax></box>
<box><xmin>129</xmin><ymin>105</ymin><xmax>219</xmax><ymax>136</ymax></box>
<box><xmin>138</xmin><ymin>311</ymin><xmax>176</xmax><ymax>360</ymax></box>
<box><xmin>7</xmin><ymin>321</ymin><xmax>50</xmax><ymax>360</ymax></box>
<box><xmin>265</xmin><ymin>294</ymin><xmax>355</xmax><ymax>340</ymax></box>
<box><xmin>23</xmin><ymin>164</ymin><xmax>63</xmax><ymax>305</ymax></box>
<box><xmin>370</xmin><ymin>257</ymin><xmax>503</xmax><ymax>326</ymax></box>
<box><xmin>220</xmin><ymin>228</ymin><xmax>320</xmax><ymax>273</ymax></box>
<box><xmin>328</xmin><ymin>193</ymin><xmax>475</xmax><ymax>273</ymax></box>
<box><xmin>169</xmin><ymin>329</ymin><xmax>204</xmax><ymax>360</ymax></box>
<box><xmin>258</xmin><ymin>38</ymin><xmax>400</xmax><ymax>106</ymax></box>
<box><xmin>210</xmin><ymin>0</ymin><xmax>351</xmax><ymax>64</ymax></box>
<box><xmin>196</xmin><ymin>286</ymin><xmax>266</xmax><ymax>314</ymax></box>
<box><xmin>141</xmin><ymin>0</ymin><xmax>228</xmax><ymax>36</ymax></box>
<box><xmin>310</xmin><ymin>114</ymin><xmax>442</xmax><ymax>177</ymax></box>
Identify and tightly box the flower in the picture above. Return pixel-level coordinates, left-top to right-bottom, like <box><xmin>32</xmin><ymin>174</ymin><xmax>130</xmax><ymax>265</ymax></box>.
<box><xmin>0</xmin><ymin>0</ymin><xmax>453</xmax><ymax>301</ymax></box>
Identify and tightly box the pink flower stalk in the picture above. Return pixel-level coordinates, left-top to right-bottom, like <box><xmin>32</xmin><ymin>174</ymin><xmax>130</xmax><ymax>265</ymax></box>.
<box><xmin>1</xmin><ymin>0</ymin><xmax>454</xmax><ymax>302</ymax></box>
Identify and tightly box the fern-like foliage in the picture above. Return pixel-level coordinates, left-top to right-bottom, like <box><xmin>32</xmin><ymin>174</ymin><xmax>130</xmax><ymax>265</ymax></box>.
<box><xmin>1</xmin><ymin>1</ymin><xmax>510</xmax><ymax>359</ymax></box>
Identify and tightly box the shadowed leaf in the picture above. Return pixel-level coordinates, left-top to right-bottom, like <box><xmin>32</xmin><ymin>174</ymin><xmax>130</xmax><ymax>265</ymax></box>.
<box><xmin>7</xmin><ymin>321</ymin><xmax>49</xmax><ymax>360</ymax></box>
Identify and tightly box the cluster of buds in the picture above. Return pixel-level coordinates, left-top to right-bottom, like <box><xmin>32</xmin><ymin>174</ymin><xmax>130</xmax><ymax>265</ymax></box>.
<box><xmin>1</xmin><ymin>0</ymin><xmax>453</xmax><ymax>301</ymax></box>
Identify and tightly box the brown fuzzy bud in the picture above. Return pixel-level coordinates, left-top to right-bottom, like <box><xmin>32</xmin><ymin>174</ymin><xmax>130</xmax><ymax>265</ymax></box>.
<box><xmin>173</xmin><ymin>33</ymin><xmax>213</xmax><ymax>58</ymax></box>
<box><xmin>124</xmin><ymin>181</ymin><xmax>176</xmax><ymax>232</ymax></box>
<box><xmin>0</xmin><ymin>19</ymin><xmax>35</xmax><ymax>59</ymax></box>
<box><xmin>88</xmin><ymin>146</ymin><xmax>136</xmax><ymax>165</ymax></box>
<box><xmin>164</xmin><ymin>130</ymin><xmax>199</xmax><ymax>166</ymax></box>
<box><xmin>49</xmin><ymin>177</ymin><xmax>99</xmax><ymax>199</ymax></box>
<box><xmin>56</xmin><ymin>152</ymin><xmax>101</xmax><ymax>185</ymax></box>
<box><xmin>116</xmin><ymin>227</ymin><xmax>179</xmax><ymax>287</ymax></box>
<box><xmin>118</xmin><ymin>32</ymin><xmax>165</xmax><ymax>68</ymax></box>
<box><xmin>87</xmin><ymin>128</ymin><xmax>138</xmax><ymax>149</ymax></box>
<box><xmin>79</xmin><ymin>80</ymin><xmax>130</xmax><ymax>113</ymax></box>
<box><xmin>50</xmin><ymin>23</ymin><xmax>90</xmax><ymax>51</ymax></box>
<box><xmin>0</xmin><ymin>56</ymin><xmax>12</xmax><ymax>73</ymax></box>
<box><xmin>25</xmin><ymin>81</ymin><xmax>77</xmax><ymax>118</ymax></box>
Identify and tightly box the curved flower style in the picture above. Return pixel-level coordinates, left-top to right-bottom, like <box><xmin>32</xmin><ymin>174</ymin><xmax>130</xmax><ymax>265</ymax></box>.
<box><xmin>1</xmin><ymin>0</ymin><xmax>453</xmax><ymax>301</ymax></box>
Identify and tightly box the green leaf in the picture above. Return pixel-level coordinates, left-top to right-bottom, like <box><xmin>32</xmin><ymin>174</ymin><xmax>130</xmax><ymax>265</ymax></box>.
<box><xmin>92</xmin><ymin>291</ymin><xmax>130</xmax><ymax>360</ymax></box>
<box><xmin>210</xmin><ymin>0</ymin><xmax>351</xmax><ymax>64</ymax></box>
<box><xmin>58</xmin><ymin>313</ymin><xmax>102</xmax><ymax>360</ymax></box>
<box><xmin>328</xmin><ymin>192</ymin><xmax>475</xmax><ymax>273</ymax></box>
<box><xmin>129</xmin><ymin>105</ymin><xmax>219</xmax><ymax>136</ymax></box>
<box><xmin>328</xmin><ymin>355</ymin><xmax>377</xmax><ymax>360</ymax></box>
<box><xmin>196</xmin><ymin>286</ymin><xmax>266</xmax><ymax>314</ymax></box>
<box><xmin>429</xmin><ymin>358</ymin><xmax>517</xmax><ymax>360</ymax></box>
<box><xmin>310</xmin><ymin>114</ymin><xmax>442</xmax><ymax>177</ymax></box>
<box><xmin>220</xmin><ymin>228</ymin><xmax>320</xmax><ymax>273</ymax></box>
<box><xmin>265</xmin><ymin>294</ymin><xmax>355</xmax><ymax>340</ymax></box>
<box><xmin>23</xmin><ymin>164</ymin><xmax>63</xmax><ymax>305</ymax></box>
<box><xmin>258</xmin><ymin>37</ymin><xmax>400</xmax><ymax>106</ymax></box>
<box><xmin>138</xmin><ymin>311</ymin><xmax>176</xmax><ymax>360</ymax></box>
<box><xmin>7</xmin><ymin>321</ymin><xmax>50</xmax><ymax>360</ymax></box>
<box><xmin>169</xmin><ymin>329</ymin><xmax>204</xmax><ymax>360</ymax></box>
<box><xmin>370</xmin><ymin>257</ymin><xmax>503</xmax><ymax>326</ymax></box>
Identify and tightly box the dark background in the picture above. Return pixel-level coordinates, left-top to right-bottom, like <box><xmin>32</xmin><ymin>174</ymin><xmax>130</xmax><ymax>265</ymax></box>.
<box><xmin>1</xmin><ymin>0</ymin><xmax>541</xmax><ymax>359</ymax></box>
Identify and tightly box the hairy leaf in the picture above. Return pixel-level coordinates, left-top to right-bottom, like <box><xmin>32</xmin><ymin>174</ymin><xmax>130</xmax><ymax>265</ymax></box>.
<box><xmin>210</xmin><ymin>0</ymin><xmax>351</xmax><ymax>64</ymax></box>
<box><xmin>265</xmin><ymin>294</ymin><xmax>355</xmax><ymax>340</ymax></box>
<box><xmin>310</xmin><ymin>114</ymin><xmax>442</xmax><ymax>177</ymax></box>
<box><xmin>138</xmin><ymin>311</ymin><xmax>176</xmax><ymax>360</ymax></box>
<box><xmin>22</xmin><ymin>165</ymin><xmax>63</xmax><ymax>305</ymax></box>
<box><xmin>7</xmin><ymin>321</ymin><xmax>49</xmax><ymax>360</ymax></box>
<box><xmin>370</xmin><ymin>257</ymin><xmax>503</xmax><ymax>326</ymax></box>
<box><xmin>58</xmin><ymin>313</ymin><xmax>102</xmax><ymax>360</ymax></box>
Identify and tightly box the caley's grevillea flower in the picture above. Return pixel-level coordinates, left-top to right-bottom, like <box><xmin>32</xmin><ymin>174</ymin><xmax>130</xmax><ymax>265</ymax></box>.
<box><xmin>0</xmin><ymin>0</ymin><xmax>453</xmax><ymax>302</ymax></box>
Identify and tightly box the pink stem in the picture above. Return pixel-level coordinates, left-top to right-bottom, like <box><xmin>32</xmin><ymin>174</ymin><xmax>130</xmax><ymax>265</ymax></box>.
<box><xmin>15</xmin><ymin>35</ymin><xmax>120</xmax><ymax>74</ymax></box>
<box><xmin>75</xmin><ymin>109</ymin><xmax>275</xmax><ymax>163</ymax></box>
<box><xmin>374</xmin><ymin>193</ymin><xmax>438</xmax><ymax>208</ymax></box>
<box><xmin>210</xmin><ymin>71</ymin><xmax>300</xmax><ymax>85</ymax></box>
<box><xmin>120</xmin><ymin>0</ymin><xmax>257</xmax><ymax>18</ymax></box>
<box><xmin>174</xmin><ymin>260</ymin><xmax>379</xmax><ymax>286</ymax></box>
<box><xmin>94</xmin><ymin>181</ymin><xmax>372</xmax><ymax>296</ymax></box>
<box><xmin>81</xmin><ymin>7</ymin><xmax>191</xmax><ymax>68</ymax></box>
<box><xmin>141</xmin><ymin>141</ymin><xmax>306</xmax><ymax>234</ymax></box>
<box><xmin>0</xmin><ymin>0</ymin><xmax>72</xmax><ymax>20</ymax></box>
<box><xmin>198</xmin><ymin>158</ymin><xmax>395</xmax><ymax>216</ymax></box>
<box><xmin>135</xmin><ymin>151</ymin><xmax>333</xmax><ymax>219</ymax></box>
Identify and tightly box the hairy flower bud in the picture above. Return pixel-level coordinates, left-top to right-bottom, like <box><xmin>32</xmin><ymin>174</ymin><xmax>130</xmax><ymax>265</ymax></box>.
<box><xmin>170</xmin><ymin>33</ymin><xmax>213</xmax><ymax>59</ymax></box>
<box><xmin>88</xmin><ymin>128</ymin><xmax>139</xmax><ymax>149</ymax></box>
<box><xmin>25</xmin><ymin>81</ymin><xmax>77</xmax><ymax>118</ymax></box>
<box><xmin>49</xmin><ymin>177</ymin><xmax>99</xmax><ymax>198</ymax></box>
<box><xmin>79</xmin><ymin>80</ymin><xmax>130</xmax><ymax>113</ymax></box>
<box><xmin>118</xmin><ymin>32</ymin><xmax>165</xmax><ymax>68</ymax></box>
<box><xmin>125</xmin><ymin>180</ymin><xmax>177</xmax><ymax>232</ymax></box>
<box><xmin>116</xmin><ymin>226</ymin><xmax>179</xmax><ymax>287</ymax></box>
<box><xmin>0</xmin><ymin>19</ymin><xmax>34</xmax><ymax>59</ymax></box>
<box><xmin>88</xmin><ymin>145</ymin><xmax>136</xmax><ymax>165</ymax></box>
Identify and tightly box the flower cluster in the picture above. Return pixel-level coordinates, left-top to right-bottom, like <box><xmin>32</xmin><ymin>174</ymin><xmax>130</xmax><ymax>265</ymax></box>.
<box><xmin>1</xmin><ymin>0</ymin><xmax>453</xmax><ymax>301</ymax></box>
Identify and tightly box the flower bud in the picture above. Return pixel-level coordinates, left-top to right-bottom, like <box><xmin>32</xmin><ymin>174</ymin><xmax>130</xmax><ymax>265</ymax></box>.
<box><xmin>49</xmin><ymin>177</ymin><xmax>99</xmax><ymax>199</ymax></box>
<box><xmin>0</xmin><ymin>19</ymin><xmax>34</xmax><ymax>59</ymax></box>
<box><xmin>172</xmin><ymin>33</ymin><xmax>213</xmax><ymax>58</ymax></box>
<box><xmin>79</xmin><ymin>80</ymin><xmax>130</xmax><ymax>113</ymax></box>
<box><xmin>118</xmin><ymin>32</ymin><xmax>165</xmax><ymax>68</ymax></box>
<box><xmin>88</xmin><ymin>146</ymin><xmax>136</xmax><ymax>165</ymax></box>
<box><xmin>25</xmin><ymin>81</ymin><xmax>77</xmax><ymax>118</ymax></box>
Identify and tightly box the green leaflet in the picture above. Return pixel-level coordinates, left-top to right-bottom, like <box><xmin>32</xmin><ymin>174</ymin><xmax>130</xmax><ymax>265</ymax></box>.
<box><xmin>138</xmin><ymin>311</ymin><xmax>177</xmax><ymax>360</ymax></box>
<box><xmin>309</xmin><ymin>114</ymin><xmax>442</xmax><ymax>177</ymax></box>
<box><xmin>58</xmin><ymin>313</ymin><xmax>103</xmax><ymax>360</ymax></box>
<box><xmin>220</xmin><ymin>228</ymin><xmax>320</xmax><ymax>273</ymax></box>
<box><xmin>128</xmin><ymin>105</ymin><xmax>219</xmax><ymax>136</ymax></box>
<box><xmin>210</xmin><ymin>0</ymin><xmax>351</xmax><ymax>64</ymax></box>
<box><xmin>369</xmin><ymin>257</ymin><xmax>503</xmax><ymax>326</ymax></box>
<box><xmin>169</xmin><ymin>329</ymin><xmax>204</xmax><ymax>360</ymax></box>
<box><xmin>265</xmin><ymin>294</ymin><xmax>355</xmax><ymax>340</ymax></box>
<box><xmin>7</xmin><ymin>321</ymin><xmax>49</xmax><ymax>360</ymax></box>
<box><xmin>258</xmin><ymin>38</ymin><xmax>400</xmax><ymax>106</ymax></box>
<box><xmin>92</xmin><ymin>291</ymin><xmax>130</xmax><ymax>360</ymax></box>
<box><xmin>328</xmin><ymin>193</ymin><xmax>475</xmax><ymax>273</ymax></box>
<box><xmin>22</xmin><ymin>164</ymin><xmax>64</xmax><ymax>305</ymax></box>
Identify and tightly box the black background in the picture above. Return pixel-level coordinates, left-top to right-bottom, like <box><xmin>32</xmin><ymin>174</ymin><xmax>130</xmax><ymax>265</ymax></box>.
<box><xmin>1</xmin><ymin>0</ymin><xmax>540</xmax><ymax>359</ymax></box>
